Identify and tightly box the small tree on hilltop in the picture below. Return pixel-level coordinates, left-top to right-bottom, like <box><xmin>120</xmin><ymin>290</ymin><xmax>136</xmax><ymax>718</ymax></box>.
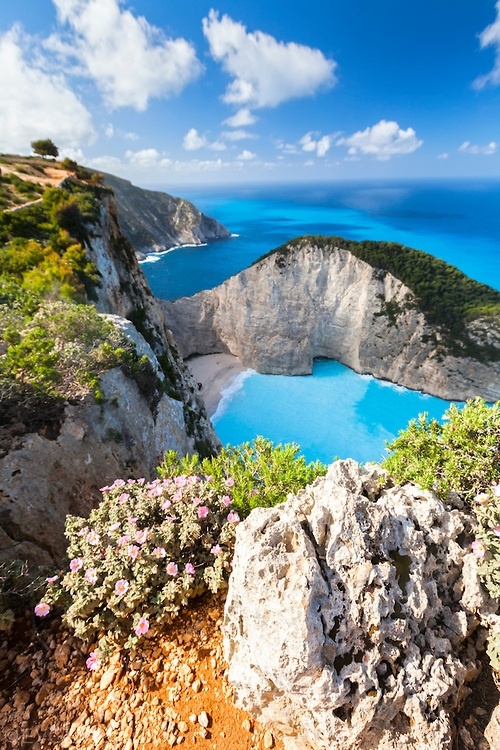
<box><xmin>31</xmin><ymin>139</ymin><xmax>59</xmax><ymax>159</ymax></box>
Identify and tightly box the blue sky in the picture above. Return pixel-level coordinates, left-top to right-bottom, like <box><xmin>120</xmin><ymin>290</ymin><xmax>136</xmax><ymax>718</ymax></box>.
<box><xmin>0</xmin><ymin>0</ymin><xmax>499</xmax><ymax>185</ymax></box>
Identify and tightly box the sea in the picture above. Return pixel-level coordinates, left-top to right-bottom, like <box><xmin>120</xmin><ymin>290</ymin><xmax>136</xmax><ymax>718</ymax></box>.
<box><xmin>142</xmin><ymin>179</ymin><xmax>500</xmax><ymax>465</ymax></box>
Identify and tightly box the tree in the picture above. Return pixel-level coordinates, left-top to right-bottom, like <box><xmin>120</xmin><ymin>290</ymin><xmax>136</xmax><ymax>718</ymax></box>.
<box><xmin>31</xmin><ymin>139</ymin><xmax>59</xmax><ymax>159</ymax></box>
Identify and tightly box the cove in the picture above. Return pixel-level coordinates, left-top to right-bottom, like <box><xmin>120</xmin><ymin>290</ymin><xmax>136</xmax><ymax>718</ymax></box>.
<box><xmin>212</xmin><ymin>360</ymin><xmax>459</xmax><ymax>465</ymax></box>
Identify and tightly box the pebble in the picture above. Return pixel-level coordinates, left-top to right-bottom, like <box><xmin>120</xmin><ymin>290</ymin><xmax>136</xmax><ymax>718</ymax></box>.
<box><xmin>263</xmin><ymin>729</ymin><xmax>274</xmax><ymax>748</ymax></box>
<box><xmin>191</xmin><ymin>680</ymin><xmax>202</xmax><ymax>693</ymax></box>
<box><xmin>100</xmin><ymin>666</ymin><xmax>117</xmax><ymax>691</ymax></box>
<box><xmin>198</xmin><ymin>711</ymin><xmax>210</xmax><ymax>728</ymax></box>
<box><xmin>242</xmin><ymin>718</ymin><xmax>252</xmax><ymax>732</ymax></box>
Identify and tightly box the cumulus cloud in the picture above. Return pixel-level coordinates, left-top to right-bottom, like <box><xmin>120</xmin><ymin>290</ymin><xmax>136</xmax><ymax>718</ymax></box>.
<box><xmin>48</xmin><ymin>0</ymin><xmax>202</xmax><ymax>110</ymax></box>
<box><xmin>203</xmin><ymin>10</ymin><xmax>336</xmax><ymax>109</ymax></box>
<box><xmin>473</xmin><ymin>0</ymin><xmax>500</xmax><ymax>89</ymax></box>
<box><xmin>183</xmin><ymin>128</ymin><xmax>227</xmax><ymax>152</ymax></box>
<box><xmin>458</xmin><ymin>140</ymin><xmax>497</xmax><ymax>155</ymax></box>
<box><xmin>437</xmin><ymin>152</ymin><xmax>449</xmax><ymax>159</ymax></box>
<box><xmin>105</xmin><ymin>123</ymin><xmax>138</xmax><ymax>140</ymax></box>
<box><xmin>124</xmin><ymin>148</ymin><xmax>172</xmax><ymax>168</ymax></box>
<box><xmin>236</xmin><ymin>149</ymin><xmax>256</xmax><ymax>160</ymax></box>
<box><xmin>221</xmin><ymin>129</ymin><xmax>256</xmax><ymax>141</ymax></box>
<box><xmin>299</xmin><ymin>132</ymin><xmax>332</xmax><ymax>157</ymax></box>
<box><xmin>0</xmin><ymin>26</ymin><xmax>95</xmax><ymax>153</ymax></box>
<box><xmin>337</xmin><ymin>120</ymin><xmax>423</xmax><ymax>160</ymax></box>
<box><xmin>223</xmin><ymin>108</ymin><xmax>257</xmax><ymax>127</ymax></box>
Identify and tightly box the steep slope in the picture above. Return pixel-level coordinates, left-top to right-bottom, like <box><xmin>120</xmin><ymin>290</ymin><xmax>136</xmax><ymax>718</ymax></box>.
<box><xmin>102</xmin><ymin>173</ymin><xmax>231</xmax><ymax>258</ymax></box>
<box><xmin>0</xmin><ymin>179</ymin><xmax>219</xmax><ymax>565</ymax></box>
<box><xmin>162</xmin><ymin>237</ymin><xmax>500</xmax><ymax>402</ymax></box>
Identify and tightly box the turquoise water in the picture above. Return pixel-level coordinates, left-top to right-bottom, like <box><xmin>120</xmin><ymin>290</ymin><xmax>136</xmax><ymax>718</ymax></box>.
<box><xmin>141</xmin><ymin>179</ymin><xmax>499</xmax><ymax>463</ymax></box>
<box><xmin>211</xmin><ymin>360</ymin><xmax>457</xmax><ymax>465</ymax></box>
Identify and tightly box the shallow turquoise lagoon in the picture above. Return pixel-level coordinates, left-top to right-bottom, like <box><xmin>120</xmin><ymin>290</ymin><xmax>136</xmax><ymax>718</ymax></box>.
<box><xmin>212</xmin><ymin>360</ymin><xmax>460</xmax><ymax>465</ymax></box>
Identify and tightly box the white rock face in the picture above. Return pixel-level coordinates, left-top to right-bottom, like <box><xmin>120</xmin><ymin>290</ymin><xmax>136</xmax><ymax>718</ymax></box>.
<box><xmin>223</xmin><ymin>460</ymin><xmax>486</xmax><ymax>750</ymax></box>
<box><xmin>163</xmin><ymin>241</ymin><xmax>500</xmax><ymax>401</ymax></box>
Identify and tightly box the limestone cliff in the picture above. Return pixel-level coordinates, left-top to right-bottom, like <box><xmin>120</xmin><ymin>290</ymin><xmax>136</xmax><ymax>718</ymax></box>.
<box><xmin>0</xmin><ymin>184</ymin><xmax>219</xmax><ymax>565</ymax></box>
<box><xmin>102</xmin><ymin>173</ymin><xmax>231</xmax><ymax>258</ymax></box>
<box><xmin>162</xmin><ymin>237</ymin><xmax>500</xmax><ymax>402</ymax></box>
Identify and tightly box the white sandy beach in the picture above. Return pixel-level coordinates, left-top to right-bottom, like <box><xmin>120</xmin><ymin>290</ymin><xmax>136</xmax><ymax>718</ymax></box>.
<box><xmin>187</xmin><ymin>353</ymin><xmax>246</xmax><ymax>417</ymax></box>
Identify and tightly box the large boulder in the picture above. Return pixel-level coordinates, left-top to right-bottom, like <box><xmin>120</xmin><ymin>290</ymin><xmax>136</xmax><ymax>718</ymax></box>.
<box><xmin>223</xmin><ymin>460</ymin><xmax>488</xmax><ymax>750</ymax></box>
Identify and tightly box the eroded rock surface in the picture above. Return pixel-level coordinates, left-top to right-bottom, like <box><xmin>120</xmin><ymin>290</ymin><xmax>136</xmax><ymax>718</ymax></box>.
<box><xmin>224</xmin><ymin>460</ymin><xmax>486</xmax><ymax>750</ymax></box>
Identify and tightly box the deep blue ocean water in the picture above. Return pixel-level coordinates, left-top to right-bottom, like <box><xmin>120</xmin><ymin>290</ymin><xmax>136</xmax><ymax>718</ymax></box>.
<box><xmin>142</xmin><ymin>179</ymin><xmax>500</xmax><ymax>463</ymax></box>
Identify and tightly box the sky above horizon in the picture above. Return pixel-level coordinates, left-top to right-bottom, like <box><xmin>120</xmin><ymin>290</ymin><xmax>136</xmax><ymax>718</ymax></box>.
<box><xmin>1</xmin><ymin>0</ymin><xmax>500</xmax><ymax>187</ymax></box>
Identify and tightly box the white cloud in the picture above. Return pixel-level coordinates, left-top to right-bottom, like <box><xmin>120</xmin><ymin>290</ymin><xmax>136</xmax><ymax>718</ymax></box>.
<box><xmin>203</xmin><ymin>10</ymin><xmax>336</xmax><ymax>109</ymax></box>
<box><xmin>237</xmin><ymin>149</ymin><xmax>256</xmax><ymax>160</ymax></box>
<box><xmin>473</xmin><ymin>0</ymin><xmax>500</xmax><ymax>88</ymax></box>
<box><xmin>437</xmin><ymin>152</ymin><xmax>449</xmax><ymax>159</ymax></box>
<box><xmin>0</xmin><ymin>26</ymin><xmax>95</xmax><ymax>153</ymax></box>
<box><xmin>105</xmin><ymin>122</ymin><xmax>138</xmax><ymax>140</ymax></box>
<box><xmin>221</xmin><ymin>129</ymin><xmax>256</xmax><ymax>141</ymax></box>
<box><xmin>299</xmin><ymin>132</ymin><xmax>332</xmax><ymax>157</ymax></box>
<box><xmin>458</xmin><ymin>140</ymin><xmax>497</xmax><ymax>155</ymax></box>
<box><xmin>223</xmin><ymin>108</ymin><xmax>257</xmax><ymax>127</ymax></box>
<box><xmin>49</xmin><ymin>0</ymin><xmax>202</xmax><ymax>110</ymax></box>
<box><xmin>337</xmin><ymin>120</ymin><xmax>423</xmax><ymax>160</ymax></box>
<box><xmin>183</xmin><ymin>128</ymin><xmax>227</xmax><ymax>152</ymax></box>
<box><xmin>124</xmin><ymin>148</ymin><xmax>172</xmax><ymax>168</ymax></box>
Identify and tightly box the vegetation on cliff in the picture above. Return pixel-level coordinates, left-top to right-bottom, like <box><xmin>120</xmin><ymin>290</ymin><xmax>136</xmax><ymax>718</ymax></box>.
<box><xmin>256</xmin><ymin>236</ymin><xmax>500</xmax><ymax>360</ymax></box>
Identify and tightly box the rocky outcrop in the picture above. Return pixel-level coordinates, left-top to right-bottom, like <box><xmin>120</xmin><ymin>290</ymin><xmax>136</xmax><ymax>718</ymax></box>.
<box><xmin>162</xmin><ymin>239</ymin><xmax>500</xmax><ymax>402</ymax></box>
<box><xmin>223</xmin><ymin>460</ymin><xmax>489</xmax><ymax>750</ymax></box>
<box><xmin>102</xmin><ymin>173</ymin><xmax>231</xmax><ymax>258</ymax></box>
<box><xmin>0</xmin><ymin>186</ymin><xmax>220</xmax><ymax>566</ymax></box>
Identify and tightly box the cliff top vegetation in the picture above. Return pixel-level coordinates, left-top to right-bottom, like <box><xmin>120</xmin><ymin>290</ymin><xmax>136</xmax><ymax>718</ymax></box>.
<box><xmin>255</xmin><ymin>235</ymin><xmax>500</xmax><ymax>361</ymax></box>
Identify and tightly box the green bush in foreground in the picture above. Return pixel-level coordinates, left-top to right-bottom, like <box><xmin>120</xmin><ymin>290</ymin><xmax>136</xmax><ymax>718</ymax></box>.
<box><xmin>158</xmin><ymin>436</ymin><xmax>327</xmax><ymax>517</ymax></box>
<box><xmin>382</xmin><ymin>397</ymin><xmax>500</xmax><ymax>504</ymax></box>
<box><xmin>35</xmin><ymin>439</ymin><xmax>325</xmax><ymax>667</ymax></box>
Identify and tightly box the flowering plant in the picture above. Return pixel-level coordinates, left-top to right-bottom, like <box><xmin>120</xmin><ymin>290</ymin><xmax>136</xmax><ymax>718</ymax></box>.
<box><xmin>41</xmin><ymin>474</ymin><xmax>238</xmax><ymax>654</ymax></box>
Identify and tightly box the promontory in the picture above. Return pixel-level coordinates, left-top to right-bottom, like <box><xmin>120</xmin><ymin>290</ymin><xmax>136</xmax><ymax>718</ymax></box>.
<box><xmin>162</xmin><ymin>235</ymin><xmax>500</xmax><ymax>402</ymax></box>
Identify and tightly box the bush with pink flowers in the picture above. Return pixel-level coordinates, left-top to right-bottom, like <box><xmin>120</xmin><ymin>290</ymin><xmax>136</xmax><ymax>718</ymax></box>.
<box><xmin>42</xmin><ymin>474</ymin><xmax>238</xmax><ymax>656</ymax></box>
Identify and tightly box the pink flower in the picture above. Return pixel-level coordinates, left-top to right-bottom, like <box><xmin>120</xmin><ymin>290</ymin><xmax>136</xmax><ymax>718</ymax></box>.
<box><xmin>175</xmin><ymin>476</ymin><xmax>188</xmax><ymax>487</ymax></box>
<box><xmin>205</xmin><ymin>475</ymin><xmax>213</xmax><ymax>482</ymax></box>
<box><xmin>127</xmin><ymin>517</ymin><xmax>138</xmax><ymax>525</ymax></box>
<box><xmin>34</xmin><ymin>602</ymin><xmax>50</xmax><ymax>617</ymax></box>
<box><xmin>127</xmin><ymin>544</ymin><xmax>140</xmax><ymax>561</ymax></box>
<box><xmin>185</xmin><ymin>563</ymin><xmax>195</xmax><ymax>575</ymax></box>
<box><xmin>173</xmin><ymin>490</ymin><xmax>183</xmax><ymax>502</ymax></box>
<box><xmin>221</xmin><ymin>495</ymin><xmax>232</xmax><ymax>506</ymax></box>
<box><xmin>224</xmin><ymin>477</ymin><xmax>235</xmax><ymax>487</ymax></box>
<box><xmin>250</xmin><ymin>489</ymin><xmax>259</xmax><ymax>495</ymax></box>
<box><xmin>112</xmin><ymin>479</ymin><xmax>126</xmax><ymax>488</ymax></box>
<box><xmin>227</xmin><ymin>511</ymin><xmax>240</xmax><ymax>524</ymax></box>
<box><xmin>137</xmin><ymin>478</ymin><xmax>145</xmax><ymax>485</ymax></box>
<box><xmin>166</xmin><ymin>562</ymin><xmax>178</xmax><ymax>576</ymax></box>
<box><xmin>127</xmin><ymin>479</ymin><xmax>136</xmax><ymax>485</ymax></box>
<box><xmin>108</xmin><ymin>522</ymin><xmax>121</xmax><ymax>532</ymax></box>
<box><xmin>86</xmin><ymin>651</ymin><xmax>100</xmax><ymax>671</ymax></box>
<box><xmin>70</xmin><ymin>558</ymin><xmax>83</xmax><ymax>572</ymax></box>
<box><xmin>192</xmin><ymin>496</ymin><xmax>202</xmax><ymax>505</ymax></box>
<box><xmin>45</xmin><ymin>575</ymin><xmax>58</xmax><ymax>584</ymax></box>
<box><xmin>135</xmin><ymin>617</ymin><xmax>149</xmax><ymax>636</ymax></box>
<box><xmin>117</xmin><ymin>534</ymin><xmax>131</xmax><ymax>546</ymax></box>
<box><xmin>99</xmin><ymin>485</ymin><xmax>111</xmax><ymax>493</ymax></box>
<box><xmin>77</xmin><ymin>527</ymin><xmax>89</xmax><ymax>537</ymax></box>
<box><xmin>197</xmin><ymin>506</ymin><xmax>209</xmax><ymax>519</ymax></box>
<box><xmin>494</xmin><ymin>526</ymin><xmax>500</xmax><ymax>537</ymax></box>
<box><xmin>492</xmin><ymin>483</ymin><xmax>500</xmax><ymax>497</ymax></box>
<box><xmin>475</xmin><ymin>492</ymin><xmax>490</xmax><ymax>506</ymax></box>
<box><xmin>471</xmin><ymin>540</ymin><xmax>487</xmax><ymax>558</ymax></box>
<box><xmin>115</xmin><ymin>579</ymin><xmax>129</xmax><ymax>596</ymax></box>
<box><xmin>118</xmin><ymin>493</ymin><xmax>130</xmax><ymax>504</ymax></box>
<box><xmin>87</xmin><ymin>530</ymin><xmax>100</xmax><ymax>546</ymax></box>
<box><xmin>161</xmin><ymin>499</ymin><xmax>172</xmax><ymax>511</ymax></box>
<box><xmin>153</xmin><ymin>547</ymin><xmax>166</xmax><ymax>558</ymax></box>
<box><xmin>85</xmin><ymin>568</ymin><xmax>98</xmax><ymax>584</ymax></box>
<box><xmin>135</xmin><ymin>529</ymin><xmax>148</xmax><ymax>544</ymax></box>
<box><xmin>211</xmin><ymin>544</ymin><xmax>222</xmax><ymax>555</ymax></box>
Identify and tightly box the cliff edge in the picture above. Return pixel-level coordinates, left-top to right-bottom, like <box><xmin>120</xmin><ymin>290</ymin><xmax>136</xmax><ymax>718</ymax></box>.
<box><xmin>102</xmin><ymin>173</ymin><xmax>231</xmax><ymax>258</ymax></box>
<box><xmin>162</xmin><ymin>236</ymin><xmax>500</xmax><ymax>402</ymax></box>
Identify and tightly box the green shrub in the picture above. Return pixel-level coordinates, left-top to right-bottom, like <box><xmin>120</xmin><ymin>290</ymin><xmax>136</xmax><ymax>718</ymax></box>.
<box><xmin>158</xmin><ymin>436</ymin><xmax>327</xmax><ymax>517</ymax></box>
<box><xmin>382</xmin><ymin>398</ymin><xmax>500</xmax><ymax>504</ymax></box>
<box><xmin>40</xmin><ymin>475</ymin><xmax>238</xmax><ymax>662</ymax></box>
